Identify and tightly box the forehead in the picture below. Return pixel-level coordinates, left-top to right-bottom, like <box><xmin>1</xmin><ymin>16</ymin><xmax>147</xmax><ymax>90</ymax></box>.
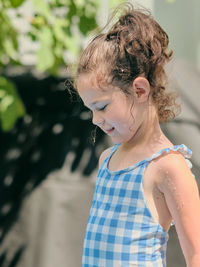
<box><xmin>77</xmin><ymin>73</ymin><xmax>113</xmax><ymax>101</ymax></box>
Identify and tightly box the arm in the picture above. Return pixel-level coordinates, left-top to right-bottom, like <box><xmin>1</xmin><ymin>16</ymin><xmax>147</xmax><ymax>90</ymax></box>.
<box><xmin>157</xmin><ymin>152</ymin><xmax>200</xmax><ymax>267</ymax></box>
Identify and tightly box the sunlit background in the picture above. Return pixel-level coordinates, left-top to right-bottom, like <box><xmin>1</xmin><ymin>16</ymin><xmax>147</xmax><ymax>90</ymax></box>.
<box><xmin>0</xmin><ymin>0</ymin><xmax>199</xmax><ymax>266</ymax></box>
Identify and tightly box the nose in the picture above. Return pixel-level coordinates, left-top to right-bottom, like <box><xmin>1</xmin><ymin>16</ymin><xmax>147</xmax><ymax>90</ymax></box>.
<box><xmin>92</xmin><ymin>111</ymin><xmax>104</xmax><ymax>126</ymax></box>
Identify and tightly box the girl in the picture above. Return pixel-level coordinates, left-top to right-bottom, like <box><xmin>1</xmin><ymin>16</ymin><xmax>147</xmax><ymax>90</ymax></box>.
<box><xmin>75</xmin><ymin>3</ymin><xmax>200</xmax><ymax>266</ymax></box>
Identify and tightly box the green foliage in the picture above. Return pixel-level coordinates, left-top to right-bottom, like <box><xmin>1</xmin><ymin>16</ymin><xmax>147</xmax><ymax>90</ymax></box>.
<box><xmin>0</xmin><ymin>76</ymin><xmax>25</xmax><ymax>131</ymax></box>
<box><xmin>109</xmin><ymin>0</ymin><xmax>124</xmax><ymax>8</ymax></box>
<box><xmin>0</xmin><ymin>0</ymin><xmax>100</xmax><ymax>131</ymax></box>
<box><xmin>0</xmin><ymin>9</ymin><xmax>18</xmax><ymax>68</ymax></box>
<box><xmin>0</xmin><ymin>0</ymin><xmax>125</xmax><ymax>131</ymax></box>
<box><xmin>29</xmin><ymin>0</ymin><xmax>99</xmax><ymax>74</ymax></box>
<box><xmin>10</xmin><ymin>0</ymin><xmax>26</xmax><ymax>8</ymax></box>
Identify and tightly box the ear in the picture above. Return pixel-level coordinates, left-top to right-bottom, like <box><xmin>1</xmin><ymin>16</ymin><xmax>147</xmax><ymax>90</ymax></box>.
<box><xmin>132</xmin><ymin>77</ymin><xmax>150</xmax><ymax>102</ymax></box>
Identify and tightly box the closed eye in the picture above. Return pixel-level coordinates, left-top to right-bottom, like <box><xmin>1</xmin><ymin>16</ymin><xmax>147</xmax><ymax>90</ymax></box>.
<box><xmin>96</xmin><ymin>104</ymin><xmax>108</xmax><ymax>111</ymax></box>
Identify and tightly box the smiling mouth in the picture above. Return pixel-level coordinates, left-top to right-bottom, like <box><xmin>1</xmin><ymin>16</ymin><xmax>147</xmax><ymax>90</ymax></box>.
<box><xmin>104</xmin><ymin>127</ymin><xmax>115</xmax><ymax>134</ymax></box>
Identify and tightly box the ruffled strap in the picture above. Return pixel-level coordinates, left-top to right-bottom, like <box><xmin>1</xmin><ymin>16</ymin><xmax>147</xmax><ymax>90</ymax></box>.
<box><xmin>103</xmin><ymin>144</ymin><xmax>193</xmax><ymax>172</ymax></box>
<box><xmin>146</xmin><ymin>144</ymin><xmax>192</xmax><ymax>167</ymax></box>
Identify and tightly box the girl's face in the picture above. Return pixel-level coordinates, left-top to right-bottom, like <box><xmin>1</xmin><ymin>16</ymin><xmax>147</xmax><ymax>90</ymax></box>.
<box><xmin>77</xmin><ymin>73</ymin><xmax>150</xmax><ymax>145</ymax></box>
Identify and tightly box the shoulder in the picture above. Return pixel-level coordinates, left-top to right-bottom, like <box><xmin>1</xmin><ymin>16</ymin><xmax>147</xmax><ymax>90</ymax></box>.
<box><xmin>98</xmin><ymin>147</ymin><xmax>112</xmax><ymax>168</ymax></box>
<box><xmin>154</xmin><ymin>150</ymin><xmax>194</xmax><ymax>188</ymax></box>
<box><xmin>153</xmin><ymin>150</ymin><xmax>199</xmax><ymax>212</ymax></box>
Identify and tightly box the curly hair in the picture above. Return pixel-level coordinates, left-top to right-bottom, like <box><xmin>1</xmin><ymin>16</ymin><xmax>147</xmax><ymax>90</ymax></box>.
<box><xmin>76</xmin><ymin>3</ymin><xmax>180</xmax><ymax>122</ymax></box>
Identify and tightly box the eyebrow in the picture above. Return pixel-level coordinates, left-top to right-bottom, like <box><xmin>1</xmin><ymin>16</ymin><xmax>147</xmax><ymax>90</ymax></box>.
<box><xmin>90</xmin><ymin>101</ymin><xmax>99</xmax><ymax>107</ymax></box>
<box><xmin>84</xmin><ymin>101</ymin><xmax>99</xmax><ymax>109</ymax></box>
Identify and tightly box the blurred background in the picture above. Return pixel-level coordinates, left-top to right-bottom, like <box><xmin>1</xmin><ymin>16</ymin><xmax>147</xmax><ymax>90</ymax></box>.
<box><xmin>0</xmin><ymin>0</ymin><xmax>199</xmax><ymax>266</ymax></box>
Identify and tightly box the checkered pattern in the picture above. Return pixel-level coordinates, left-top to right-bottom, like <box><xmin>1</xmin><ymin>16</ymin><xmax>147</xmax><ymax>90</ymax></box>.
<box><xmin>82</xmin><ymin>144</ymin><xmax>192</xmax><ymax>267</ymax></box>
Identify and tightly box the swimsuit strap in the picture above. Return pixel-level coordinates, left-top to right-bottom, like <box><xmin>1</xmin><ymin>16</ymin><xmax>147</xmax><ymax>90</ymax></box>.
<box><xmin>101</xmin><ymin>144</ymin><xmax>192</xmax><ymax>173</ymax></box>
<box><xmin>145</xmin><ymin>144</ymin><xmax>192</xmax><ymax>169</ymax></box>
<box><xmin>146</xmin><ymin>144</ymin><xmax>192</xmax><ymax>161</ymax></box>
<box><xmin>98</xmin><ymin>144</ymin><xmax>120</xmax><ymax>170</ymax></box>
<box><xmin>108</xmin><ymin>144</ymin><xmax>120</xmax><ymax>157</ymax></box>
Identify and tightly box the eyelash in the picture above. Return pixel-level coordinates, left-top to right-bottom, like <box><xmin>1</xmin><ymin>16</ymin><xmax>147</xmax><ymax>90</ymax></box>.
<box><xmin>97</xmin><ymin>104</ymin><xmax>107</xmax><ymax>111</ymax></box>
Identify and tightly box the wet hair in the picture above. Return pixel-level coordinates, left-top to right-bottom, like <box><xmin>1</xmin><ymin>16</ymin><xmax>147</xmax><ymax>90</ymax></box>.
<box><xmin>75</xmin><ymin>3</ymin><xmax>180</xmax><ymax>122</ymax></box>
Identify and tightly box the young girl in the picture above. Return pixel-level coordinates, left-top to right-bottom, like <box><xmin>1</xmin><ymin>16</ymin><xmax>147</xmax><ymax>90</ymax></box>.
<box><xmin>75</xmin><ymin>3</ymin><xmax>200</xmax><ymax>266</ymax></box>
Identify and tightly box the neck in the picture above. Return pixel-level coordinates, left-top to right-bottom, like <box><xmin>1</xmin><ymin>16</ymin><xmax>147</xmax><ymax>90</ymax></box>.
<box><xmin>121</xmin><ymin>105</ymin><xmax>171</xmax><ymax>152</ymax></box>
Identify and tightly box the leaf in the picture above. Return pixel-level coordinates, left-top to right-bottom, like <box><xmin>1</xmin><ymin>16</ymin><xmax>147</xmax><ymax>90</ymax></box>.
<box><xmin>36</xmin><ymin>46</ymin><xmax>54</xmax><ymax>71</ymax></box>
<box><xmin>79</xmin><ymin>15</ymin><xmax>97</xmax><ymax>35</ymax></box>
<box><xmin>65</xmin><ymin>35</ymin><xmax>79</xmax><ymax>56</ymax></box>
<box><xmin>53</xmin><ymin>19</ymin><xmax>69</xmax><ymax>43</ymax></box>
<box><xmin>67</xmin><ymin>0</ymin><xmax>77</xmax><ymax>21</ymax></box>
<box><xmin>31</xmin><ymin>15</ymin><xmax>46</xmax><ymax>28</ymax></box>
<box><xmin>36</xmin><ymin>27</ymin><xmax>54</xmax><ymax>71</ymax></box>
<box><xmin>0</xmin><ymin>11</ymin><xmax>18</xmax><ymax>65</ymax></box>
<box><xmin>54</xmin><ymin>45</ymin><xmax>63</xmax><ymax>58</ymax></box>
<box><xmin>0</xmin><ymin>90</ymin><xmax>6</xmax><ymax>99</ymax></box>
<box><xmin>33</xmin><ymin>0</ymin><xmax>52</xmax><ymax>20</ymax></box>
<box><xmin>108</xmin><ymin>0</ymin><xmax>123</xmax><ymax>8</ymax></box>
<box><xmin>39</xmin><ymin>27</ymin><xmax>53</xmax><ymax>46</ymax></box>
<box><xmin>0</xmin><ymin>76</ymin><xmax>26</xmax><ymax>131</ymax></box>
<box><xmin>74</xmin><ymin>0</ymin><xmax>84</xmax><ymax>8</ymax></box>
<box><xmin>0</xmin><ymin>95</ymin><xmax>14</xmax><ymax>113</ymax></box>
<box><xmin>9</xmin><ymin>0</ymin><xmax>26</xmax><ymax>8</ymax></box>
<box><xmin>0</xmin><ymin>95</ymin><xmax>18</xmax><ymax>131</ymax></box>
<box><xmin>3</xmin><ymin>38</ymin><xmax>18</xmax><ymax>60</ymax></box>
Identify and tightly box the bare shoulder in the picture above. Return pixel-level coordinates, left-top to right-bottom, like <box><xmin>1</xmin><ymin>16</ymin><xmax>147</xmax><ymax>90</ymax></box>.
<box><xmin>99</xmin><ymin>147</ymin><xmax>112</xmax><ymax>168</ymax></box>
<box><xmin>154</xmin><ymin>151</ymin><xmax>197</xmax><ymax>193</ymax></box>
<box><xmin>157</xmin><ymin>150</ymin><xmax>190</xmax><ymax>171</ymax></box>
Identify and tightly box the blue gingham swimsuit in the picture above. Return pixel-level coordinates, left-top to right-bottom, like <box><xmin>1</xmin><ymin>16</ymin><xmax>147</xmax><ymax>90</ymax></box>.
<box><xmin>82</xmin><ymin>144</ymin><xmax>192</xmax><ymax>267</ymax></box>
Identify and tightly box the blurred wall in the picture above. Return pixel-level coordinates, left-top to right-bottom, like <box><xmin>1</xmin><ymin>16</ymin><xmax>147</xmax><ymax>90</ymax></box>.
<box><xmin>154</xmin><ymin>0</ymin><xmax>200</xmax><ymax>71</ymax></box>
<box><xmin>131</xmin><ymin>0</ymin><xmax>200</xmax><ymax>71</ymax></box>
